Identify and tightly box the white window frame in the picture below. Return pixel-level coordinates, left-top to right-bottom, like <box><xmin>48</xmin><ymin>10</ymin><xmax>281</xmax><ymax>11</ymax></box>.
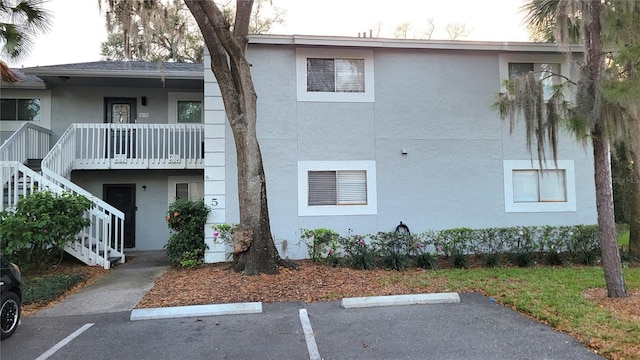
<box><xmin>168</xmin><ymin>176</ymin><xmax>204</xmax><ymax>205</ymax></box>
<box><xmin>498</xmin><ymin>53</ymin><xmax>570</xmax><ymax>93</ymax></box>
<box><xmin>503</xmin><ymin>160</ymin><xmax>576</xmax><ymax>213</ymax></box>
<box><xmin>0</xmin><ymin>89</ymin><xmax>51</xmax><ymax>132</ymax></box>
<box><xmin>296</xmin><ymin>48</ymin><xmax>374</xmax><ymax>103</ymax></box>
<box><xmin>298</xmin><ymin>160</ymin><xmax>377</xmax><ymax>216</ymax></box>
<box><xmin>168</xmin><ymin>92</ymin><xmax>204</xmax><ymax>124</ymax></box>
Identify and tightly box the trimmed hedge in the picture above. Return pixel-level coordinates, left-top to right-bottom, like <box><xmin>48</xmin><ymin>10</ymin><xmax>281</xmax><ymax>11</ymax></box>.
<box><xmin>300</xmin><ymin>224</ymin><xmax>600</xmax><ymax>270</ymax></box>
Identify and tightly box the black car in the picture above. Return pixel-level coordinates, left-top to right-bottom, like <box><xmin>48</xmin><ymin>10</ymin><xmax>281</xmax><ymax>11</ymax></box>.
<box><xmin>1</xmin><ymin>255</ymin><xmax>22</xmax><ymax>340</ymax></box>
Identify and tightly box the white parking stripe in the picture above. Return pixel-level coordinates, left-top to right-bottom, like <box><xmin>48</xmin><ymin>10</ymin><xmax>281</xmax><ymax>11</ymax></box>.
<box><xmin>36</xmin><ymin>323</ymin><xmax>94</xmax><ymax>360</ymax></box>
<box><xmin>299</xmin><ymin>309</ymin><xmax>321</xmax><ymax>360</ymax></box>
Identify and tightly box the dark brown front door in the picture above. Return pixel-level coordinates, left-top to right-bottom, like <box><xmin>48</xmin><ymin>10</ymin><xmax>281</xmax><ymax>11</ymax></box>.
<box><xmin>104</xmin><ymin>184</ymin><xmax>136</xmax><ymax>248</ymax></box>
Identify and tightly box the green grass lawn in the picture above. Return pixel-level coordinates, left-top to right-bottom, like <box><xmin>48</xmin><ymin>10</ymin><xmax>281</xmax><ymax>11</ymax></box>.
<box><xmin>618</xmin><ymin>230</ymin><xmax>630</xmax><ymax>247</ymax></box>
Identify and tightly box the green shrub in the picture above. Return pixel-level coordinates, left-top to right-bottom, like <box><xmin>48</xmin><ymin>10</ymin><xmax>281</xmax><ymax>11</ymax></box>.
<box><xmin>339</xmin><ymin>232</ymin><xmax>377</xmax><ymax>270</ymax></box>
<box><xmin>545</xmin><ymin>250</ymin><xmax>565</xmax><ymax>266</ymax></box>
<box><xmin>511</xmin><ymin>251</ymin><xmax>535</xmax><ymax>267</ymax></box>
<box><xmin>453</xmin><ymin>251</ymin><xmax>469</xmax><ymax>269</ymax></box>
<box><xmin>483</xmin><ymin>253</ymin><xmax>501</xmax><ymax>267</ymax></box>
<box><xmin>415</xmin><ymin>252</ymin><xmax>438</xmax><ymax>269</ymax></box>
<box><xmin>23</xmin><ymin>273</ymin><xmax>85</xmax><ymax>305</ymax></box>
<box><xmin>508</xmin><ymin>227</ymin><xmax>537</xmax><ymax>267</ymax></box>
<box><xmin>567</xmin><ymin>224</ymin><xmax>600</xmax><ymax>265</ymax></box>
<box><xmin>164</xmin><ymin>198</ymin><xmax>210</xmax><ymax>267</ymax></box>
<box><xmin>435</xmin><ymin>228</ymin><xmax>474</xmax><ymax>257</ymax></box>
<box><xmin>0</xmin><ymin>190</ymin><xmax>92</xmax><ymax>271</ymax></box>
<box><xmin>475</xmin><ymin>228</ymin><xmax>508</xmax><ymax>259</ymax></box>
<box><xmin>300</xmin><ymin>228</ymin><xmax>340</xmax><ymax>263</ymax></box>
<box><xmin>374</xmin><ymin>231</ymin><xmax>416</xmax><ymax>271</ymax></box>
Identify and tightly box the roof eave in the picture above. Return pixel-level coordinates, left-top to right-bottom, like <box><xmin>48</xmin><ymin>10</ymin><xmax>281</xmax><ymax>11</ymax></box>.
<box><xmin>22</xmin><ymin>68</ymin><xmax>203</xmax><ymax>80</ymax></box>
<box><xmin>248</xmin><ymin>34</ymin><xmax>584</xmax><ymax>53</ymax></box>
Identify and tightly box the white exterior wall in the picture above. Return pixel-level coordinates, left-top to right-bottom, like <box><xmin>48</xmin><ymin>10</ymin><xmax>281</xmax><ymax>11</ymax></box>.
<box><xmin>203</xmin><ymin>52</ymin><xmax>228</xmax><ymax>263</ymax></box>
<box><xmin>3</xmin><ymin>38</ymin><xmax>598</xmax><ymax>262</ymax></box>
<box><xmin>209</xmin><ymin>38</ymin><xmax>597</xmax><ymax>262</ymax></box>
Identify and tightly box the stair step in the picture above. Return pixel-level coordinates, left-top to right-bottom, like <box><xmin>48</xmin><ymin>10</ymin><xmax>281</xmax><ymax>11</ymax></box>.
<box><xmin>24</xmin><ymin>158</ymin><xmax>42</xmax><ymax>171</ymax></box>
<box><xmin>107</xmin><ymin>256</ymin><xmax>122</xmax><ymax>265</ymax></box>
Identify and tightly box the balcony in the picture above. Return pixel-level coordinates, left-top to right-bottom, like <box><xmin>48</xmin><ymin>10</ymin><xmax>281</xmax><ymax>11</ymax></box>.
<box><xmin>43</xmin><ymin>123</ymin><xmax>205</xmax><ymax>175</ymax></box>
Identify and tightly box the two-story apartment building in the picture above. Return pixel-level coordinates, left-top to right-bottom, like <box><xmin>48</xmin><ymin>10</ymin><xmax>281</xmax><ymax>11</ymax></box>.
<box><xmin>1</xmin><ymin>35</ymin><xmax>596</xmax><ymax>266</ymax></box>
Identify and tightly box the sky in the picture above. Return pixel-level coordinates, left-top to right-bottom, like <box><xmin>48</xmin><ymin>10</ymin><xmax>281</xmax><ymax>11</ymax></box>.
<box><xmin>7</xmin><ymin>0</ymin><xmax>531</xmax><ymax>68</ymax></box>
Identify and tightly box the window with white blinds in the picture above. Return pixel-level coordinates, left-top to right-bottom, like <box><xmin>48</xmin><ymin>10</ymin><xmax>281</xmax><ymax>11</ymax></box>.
<box><xmin>308</xmin><ymin>170</ymin><xmax>367</xmax><ymax>206</ymax></box>
<box><xmin>298</xmin><ymin>161</ymin><xmax>377</xmax><ymax>216</ymax></box>
<box><xmin>306</xmin><ymin>58</ymin><xmax>365</xmax><ymax>93</ymax></box>
<box><xmin>512</xmin><ymin>169</ymin><xmax>566</xmax><ymax>203</ymax></box>
<box><xmin>296</xmin><ymin>48</ymin><xmax>374</xmax><ymax>102</ymax></box>
<box><xmin>503</xmin><ymin>160</ymin><xmax>576</xmax><ymax>213</ymax></box>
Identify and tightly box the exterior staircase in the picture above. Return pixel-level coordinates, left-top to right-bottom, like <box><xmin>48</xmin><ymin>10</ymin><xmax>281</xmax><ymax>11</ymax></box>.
<box><xmin>1</xmin><ymin>123</ymin><xmax>125</xmax><ymax>269</ymax></box>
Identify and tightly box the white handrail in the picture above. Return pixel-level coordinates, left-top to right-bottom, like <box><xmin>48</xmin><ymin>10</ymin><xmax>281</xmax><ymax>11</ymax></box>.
<box><xmin>1</xmin><ymin>161</ymin><xmax>121</xmax><ymax>268</ymax></box>
<box><xmin>0</xmin><ymin>123</ymin><xmax>51</xmax><ymax>163</ymax></box>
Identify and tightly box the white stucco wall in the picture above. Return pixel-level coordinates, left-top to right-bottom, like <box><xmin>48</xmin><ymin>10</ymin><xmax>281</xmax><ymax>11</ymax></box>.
<box><xmin>210</xmin><ymin>42</ymin><xmax>597</xmax><ymax>261</ymax></box>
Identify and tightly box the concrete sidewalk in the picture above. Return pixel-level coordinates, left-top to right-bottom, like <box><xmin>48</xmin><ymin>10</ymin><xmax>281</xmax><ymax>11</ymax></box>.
<box><xmin>33</xmin><ymin>251</ymin><xmax>169</xmax><ymax>317</ymax></box>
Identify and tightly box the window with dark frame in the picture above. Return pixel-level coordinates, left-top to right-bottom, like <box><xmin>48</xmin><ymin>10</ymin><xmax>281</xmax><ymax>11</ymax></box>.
<box><xmin>308</xmin><ymin>170</ymin><xmax>367</xmax><ymax>206</ymax></box>
<box><xmin>508</xmin><ymin>62</ymin><xmax>561</xmax><ymax>99</ymax></box>
<box><xmin>175</xmin><ymin>183</ymin><xmax>189</xmax><ymax>200</ymax></box>
<box><xmin>306</xmin><ymin>58</ymin><xmax>365</xmax><ymax>93</ymax></box>
<box><xmin>0</xmin><ymin>98</ymin><xmax>41</xmax><ymax>121</ymax></box>
<box><xmin>177</xmin><ymin>100</ymin><xmax>202</xmax><ymax>123</ymax></box>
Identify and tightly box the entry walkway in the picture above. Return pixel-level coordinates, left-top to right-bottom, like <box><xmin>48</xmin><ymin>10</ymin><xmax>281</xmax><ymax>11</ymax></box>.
<box><xmin>33</xmin><ymin>251</ymin><xmax>169</xmax><ymax>317</ymax></box>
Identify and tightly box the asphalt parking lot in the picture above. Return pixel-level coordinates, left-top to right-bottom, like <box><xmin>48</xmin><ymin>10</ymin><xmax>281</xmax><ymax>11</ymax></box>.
<box><xmin>2</xmin><ymin>293</ymin><xmax>603</xmax><ymax>360</ymax></box>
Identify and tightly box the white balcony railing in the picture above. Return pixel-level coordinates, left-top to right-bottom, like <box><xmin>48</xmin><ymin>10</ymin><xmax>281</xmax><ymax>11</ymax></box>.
<box><xmin>61</xmin><ymin>123</ymin><xmax>205</xmax><ymax>172</ymax></box>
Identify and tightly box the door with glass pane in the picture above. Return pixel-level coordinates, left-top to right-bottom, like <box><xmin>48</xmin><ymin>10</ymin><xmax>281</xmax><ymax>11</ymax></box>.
<box><xmin>105</xmin><ymin>98</ymin><xmax>137</xmax><ymax>159</ymax></box>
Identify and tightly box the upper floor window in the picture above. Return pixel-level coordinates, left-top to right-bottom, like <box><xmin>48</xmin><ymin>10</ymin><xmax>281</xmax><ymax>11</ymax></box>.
<box><xmin>499</xmin><ymin>54</ymin><xmax>570</xmax><ymax>101</ymax></box>
<box><xmin>0</xmin><ymin>98</ymin><xmax>40</xmax><ymax>121</ymax></box>
<box><xmin>307</xmin><ymin>58</ymin><xmax>365</xmax><ymax>93</ymax></box>
<box><xmin>177</xmin><ymin>100</ymin><xmax>202</xmax><ymax>123</ymax></box>
<box><xmin>508</xmin><ymin>62</ymin><xmax>561</xmax><ymax>99</ymax></box>
<box><xmin>168</xmin><ymin>92</ymin><xmax>203</xmax><ymax>124</ymax></box>
<box><xmin>297</xmin><ymin>48</ymin><xmax>374</xmax><ymax>102</ymax></box>
<box><xmin>503</xmin><ymin>160</ymin><xmax>576</xmax><ymax>213</ymax></box>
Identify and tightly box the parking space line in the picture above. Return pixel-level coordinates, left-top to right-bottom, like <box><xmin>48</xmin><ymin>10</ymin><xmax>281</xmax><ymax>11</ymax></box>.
<box><xmin>299</xmin><ymin>309</ymin><xmax>321</xmax><ymax>360</ymax></box>
<box><xmin>35</xmin><ymin>323</ymin><xmax>94</xmax><ymax>360</ymax></box>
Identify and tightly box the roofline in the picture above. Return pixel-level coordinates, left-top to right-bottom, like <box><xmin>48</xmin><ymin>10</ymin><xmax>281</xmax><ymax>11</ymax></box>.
<box><xmin>0</xmin><ymin>80</ymin><xmax>46</xmax><ymax>89</ymax></box>
<box><xmin>249</xmin><ymin>34</ymin><xmax>583</xmax><ymax>53</ymax></box>
<box><xmin>22</xmin><ymin>67</ymin><xmax>203</xmax><ymax>79</ymax></box>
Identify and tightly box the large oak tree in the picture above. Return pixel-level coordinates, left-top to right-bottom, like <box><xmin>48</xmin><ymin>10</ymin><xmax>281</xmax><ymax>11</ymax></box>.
<box><xmin>101</xmin><ymin>0</ymin><xmax>288</xmax><ymax>274</ymax></box>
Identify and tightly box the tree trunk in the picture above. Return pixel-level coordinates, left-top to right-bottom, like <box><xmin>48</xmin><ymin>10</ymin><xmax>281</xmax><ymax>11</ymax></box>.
<box><xmin>580</xmin><ymin>0</ymin><xmax>628</xmax><ymax>298</ymax></box>
<box><xmin>184</xmin><ymin>0</ymin><xmax>286</xmax><ymax>275</ymax></box>
<box><xmin>629</xmin><ymin>163</ymin><xmax>640</xmax><ymax>258</ymax></box>
<box><xmin>592</xmin><ymin>130</ymin><xmax>628</xmax><ymax>297</ymax></box>
<box><xmin>230</xmin><ymin>124</ymin><xmax>279</xmax><ymax>275</ymax></box>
